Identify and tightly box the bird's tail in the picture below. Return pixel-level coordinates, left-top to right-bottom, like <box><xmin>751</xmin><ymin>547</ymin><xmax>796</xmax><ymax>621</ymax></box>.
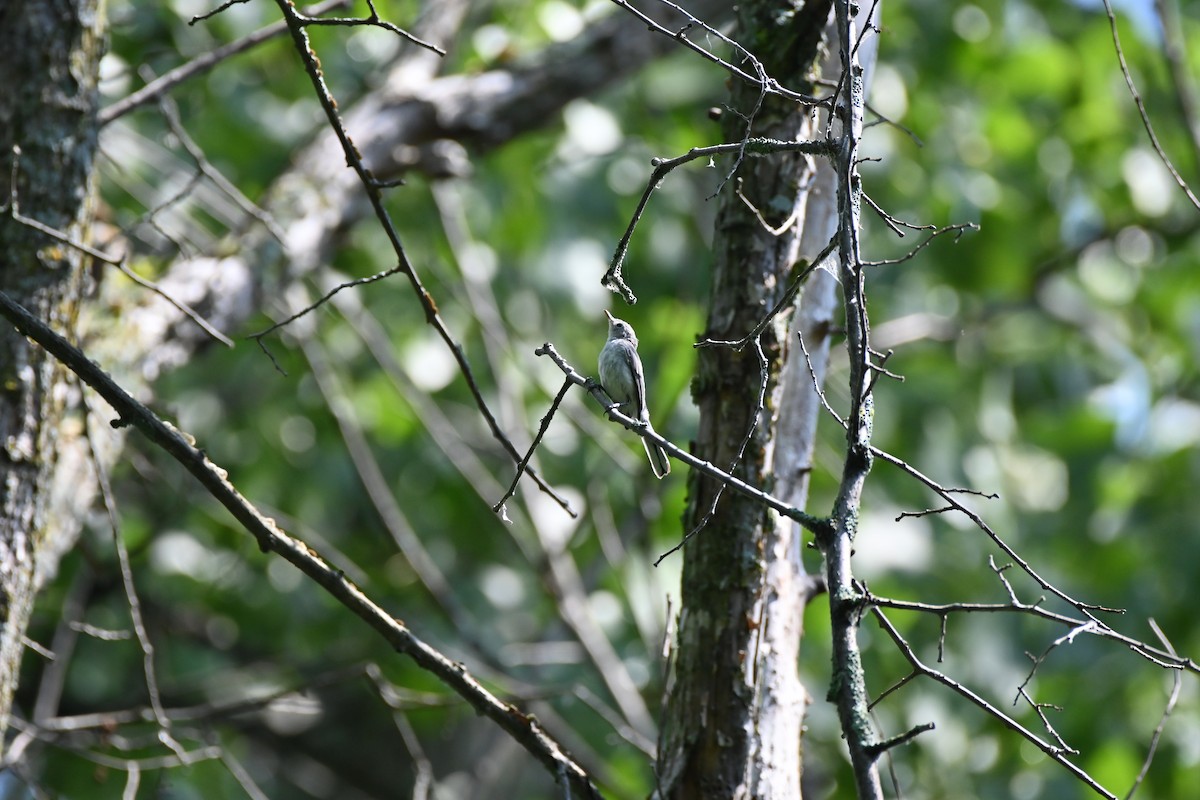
<box><xmin>642</xmin><ymin>431</ymin><xmax>671</xmax><ymax>479</ymax></box>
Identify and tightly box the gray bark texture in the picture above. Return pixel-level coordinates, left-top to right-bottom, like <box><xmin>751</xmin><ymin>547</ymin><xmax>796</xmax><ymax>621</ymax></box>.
<box><xmin>0</xmin><ymin>0</ymin><xmax>105</xmax><ymax>752</ymax></box>
<box><xmin>0</xmin><ymin>0</ymin><xmax>730</xmax><ymax>765</ymax></box>
<box><xmin>653</xmin><ymin>2</ymin><xmax>837</xmax><ymax>797</ymax></box>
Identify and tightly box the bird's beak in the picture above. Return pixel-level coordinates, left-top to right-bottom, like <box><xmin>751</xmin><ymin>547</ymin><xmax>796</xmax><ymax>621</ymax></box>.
<box><xmin>604</xmin><ymin>309</ymin><xmax>615</xmax><ymax>323</ymax></box>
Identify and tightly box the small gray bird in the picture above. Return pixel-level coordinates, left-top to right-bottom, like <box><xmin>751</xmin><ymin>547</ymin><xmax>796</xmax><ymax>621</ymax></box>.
<box><xmin>598</xmin><ymin>310</ymin><xmax>671</xmax><ymax>479</ymax></box>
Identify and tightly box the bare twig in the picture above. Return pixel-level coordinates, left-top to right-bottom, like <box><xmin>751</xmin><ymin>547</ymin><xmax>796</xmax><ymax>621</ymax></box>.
<box><xmin>297</xmin><ymin>325</ymin><xmax>508</xmax><ymax>672</ymax></box>
<box><xmin>366</xmin><ymin>664</ymin><xmax>437</xmax><ymax>800</ymax></box>
<box><xmin>100</xmin><ymin>0</ymin><xmax>352</xmax><ymax>125</ymax></box>
<box><xmin>655</xmin><ymin>337</ymin><xmax>770</xmax><ymax>565</ymax></box>
<box><xmin>327</xmin><ymin>301</ymin><xmax>654</xmax><ymax>746</ymax></box>
<box><xmin>494</xmin><ymin>379</ymin><xmax>573</xmax><ymax>515</ymax></box>
<box><xmin>607</xmin><ymin>0</ymin><xmax>825</xmax><ymax>108</ymax></box>
<box><xmin>338</xmin><ymin>302</ymin><xmax>576</xmax><ymax>519</ymax></box>
<box><xmin>1101</xmin><ymin>0</ymin><xmax>1200</xmax><ymax>211</ymax></box>
<box><xmin>292</xmin><ymin>0</ymin><xmax>446</xmax><ymax>55</ymax></box>
<box><xmin>40</xmin><ymin>663</ymin><xmax>370</xmax><ymax>733</ymax></box>
<box><xmin>0</xmin><ymin>290</ymin><xmax>603</xmax><ymax>800</ymax></box>
<box><xmin>603</xmin><ymin>138</ymin><xmax>836</xmax><ymax>303</ymax></box>
<box><xmin>871</xmin><ymin>607</ymin><xmax>1118</xmax><ymax>799</ymax></box>
<box><xmin>6</xmin><ymin>183</ymin><xmax>233</xmax><ymax>347</ymax></box>
<box><xmin>695</xmin><ymin>235</ymin><xmax>838</xmax><ymax>351</ymax></box>
<box><xmin>151</xmin><ymin>83</ymin><xmax>287</xmax><ymax>244</ymax></box>
<box><xmin>220</xmin><ymin>749</ymin><xmax>271</xmax><ymax>800</ymax></box>
<box><xmin>824</xmin><ymin>4</ymin><xmax>883</xmax><ymax>796</ymax></box>
<box><xmin>862</xmin><ymin>222</ymin><xmax>978</xmax><ymax>267</ymax></box>
<box><xmin>864</xmin><ymin>722</ymin><xmax>934</xmax><ymax>757</ymax></box>
<box><xmin>10</xmin><ymin>714</ymin><xmax>223</xmax><ymax>773</ymax></box>
<box><xmin>870</xmin><ymin>446</ymin><xmax>1134</xmax><ymax>620</ymax></box>
<box><xmin>861</xmin><ymin>191</ymin><xmax>947</xmax><ymax>237</ymax></box>
<box><xmin>82</xmin><ymin>396</ymin><xmax>187</xmax><ymax>762</ymax></box>
<box><xmin>864</xmin><ymin>582</ymin><xmax>1200</xmax><ymax>682</ymax></box>
<box><xmin>535</xmin><ymin>342</ymin><xmax>833</xmax><ymax>540</ymax></box>
<box><xmin>189</xmin><ymin>0</ymin><xmax>251</xmax><ymax>26</ymax></box>
<box><xmin>262</xmin><ymin>0</ymin><xmax>577</xmax><ymax>516</ymax></box>
<box><xmin>246</xmin><ymin>266</ymin><xmax>407</xmax><ymax>344</ymax></box>
<box><xmin>1125</xmin><ymin>620</ymin><xmax>1183</xmax><ymax>800</ymax></box>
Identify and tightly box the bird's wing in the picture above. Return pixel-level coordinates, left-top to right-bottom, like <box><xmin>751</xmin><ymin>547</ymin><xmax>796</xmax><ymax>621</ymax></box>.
<box><xmin>624</xmin><ymin>342</ymin><xmax>649</xmax><ymax>422</ymax></box>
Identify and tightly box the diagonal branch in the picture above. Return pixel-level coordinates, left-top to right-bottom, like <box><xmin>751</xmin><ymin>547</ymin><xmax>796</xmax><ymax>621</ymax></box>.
<box><xmin>535</xmin><ymin>342</ymin><xmax>832</xmax><ymax>539</ymax></box>
<box><xmin>604</xmin><ymin>138</ymin><xmax>836</xmax><ymax>303</ymax></box>
<box><xmin>1100</xmin><ymin>0</ymin><xmax>1200</xmax><ymax>211</ymax></box>
<box><xmin>0</xmin><ymin>289</ymin><xmax>603</xmax><ymax>800</ymax></box>
<box><xmin>98</xmin><ymin>0</ymin><xmax>353</xmax><ymax>126</ymax></box>
<box><xmin>872</xmin><ymin>607</ymin><xmax>1117</xmax><ymax>799</ymax></box>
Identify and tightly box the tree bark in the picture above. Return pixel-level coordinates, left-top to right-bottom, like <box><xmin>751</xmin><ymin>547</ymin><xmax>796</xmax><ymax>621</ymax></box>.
<box><xmin>654</xmin><ymin>2</ymin><xmax>836</xmax><ymax>797</ymax></box>
<box><xmin>0</xmin><ymin>0</ymin><xmax>105</xmax><ymax>752</ymax></box>
<box><xmin>0</xmin><ymin>0</ymin><xmax>730</xmax><ymax>762</ymax></box>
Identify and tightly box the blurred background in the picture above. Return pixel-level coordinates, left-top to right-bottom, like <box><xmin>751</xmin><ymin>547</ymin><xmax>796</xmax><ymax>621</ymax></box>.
<box><xmin>19</xmin><ymin>0</ymin><xmax>1200</xmax><ymax>797</ymax></box>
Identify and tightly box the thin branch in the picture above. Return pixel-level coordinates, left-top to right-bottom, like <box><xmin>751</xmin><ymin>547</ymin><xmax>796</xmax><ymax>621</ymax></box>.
<box><xmin>247</xmin><ymin>266</ymin><xmax>407</xmax><ymax>343</ymax></box>
<box><xmin>535</xmin><ymin>342</ymin><xmax>833</xmax><ymax>540</ymax></box>
<box><xmin>366</xmin><ymin>664</ymin><xmax>437</xmax><ymax>800</ymax></box>
<box><xmin>799</xmin><ymin>326</ymin><xmax>847</xmax><ymax>429</ymax></box>
<box><xmin>82</xmin><ymin>396</ymin><xmax>186</xmax><ymax>762</ymax></box>
<box><xmin>871</xmin><ymin>607</ymin><xmax>1118</xmax><ymax>799</ymax></box>
<box><xmin>189</xmin><ymin>0</ymin><xmax>252</xmax><ymax>25</ymax></box>
<box><xmin>606</xmin><ymin>0</ymin><xmax>825</xmax><ymax>108</ymax></box>
<box><xmin>870</xmin><ymin>446</ymin><xmax>1136</xmax><ymax>620</ymax></box>
<box><xmin>263</xmin><ymin>0</ymin><xmax>576</xmax><ymax>516</ymax></box>
<box><xmin>867</xmin><ymin>581</ymin><xmax>1200</xmax><ymax>703</ymax></box>
<box><xmin>8</xmin><ymin>716</ymin><xmax>224</xmax><ymax>773</ymax></box>
<box><xmin>1125</xmin><ymin>619</ymin><xmax>1183</xmax><ymax>800</ymax></box>
<box><xmin>100</xmin><ymin>0</ymin><xmax>353</xmax><ymax>126</ymax></box>
<box><xmin>336</xmin><ymin>299</ymin><xmax>650</xmax><ymax>745</ymax></box>
<box><xmin>1101</xmin><ymin>0</ymin><xmax>1200</xmax><ymax>211</ymax></box>
<box><xmin>297</xmin><ymin>327</ymin><xmax>507</xmax><ymax>671</ymax></box>
<box><xmin>862</xmin><ymin>222</ymin><xmax>978</xmax><ymax>267</ymax></box>
<box><xmin>695</xmin><ymin>235</ymin><xmax>838</xmax><ymax>351</ymax></box>
<box><xmin>40</xmin><ymin>663</ymin><xmax>370</xmax><ymax>733</ymax></box>
<box><xmin>6</xmin><ymin>187</ymin><xmax>233</xmax><ymax>347</ymax></box>
<box><xmin>338</xmin><ymin>301</ymin><xmax>576</xmax><ymax>517</ymax></box>
<box><xmin>152</xmin><ymin>83</ymin><xmax>288</xmax><ymax>245</ymax></box>
<box><xmin>220</xmin><ymin>748</ymin><xmax>271</xmax><ymax>800</ymax></box>
<box><xmin>31</xmin><ymin>571</ymin><xmax>92</xmax><ymax>727</ymax></box>
<box><xmin>869</xmin><ymin>669</ymin><xmax>920</xmax><ymax>711</ymax></box>
<box><xmin>861</xmin><ymin>191</ymin><xmax>950</xmax><ymax>237</ymax></box>
<box><xmin>654</xmin><ymin>336</ymin><xmax>770</xmax><ymax>565</ymax></box>
<box><xmin>292</xmin><ymin>0</ymin><xmax>446</xmax><ymax>55</ymax></box>
<box><xmin>1014</xmin><ymin>685</ymin><xmax>1075</xmax><ymax>756</ymax></box>
<box><xmin>0</xmin><ymin>290</ymin><xmax>603</xmax><ymax>800</ymax></box>
<box><xmin>825</xmin><ymin>4</ymin><xmax>883</xmax><ymax>797</ymax></box>
<box><xmin>864</xmin><ymin>100</ymin><xmax>924</xmax><ymax>147</ymax></box>
<box><xmin>864</xmin><ymin>722</ymin><xmax>934</xmax><ymax>757</ymax></box>
<box><xmin>603</xmin><ymin>138</ymin><xmax>837</xmax><ymax>303</ymax></box>
<box><xmin>572</xmin><ymin>686</ymin><xmax>657</xmax><ymax>756</ymax></box>
<box><xmin>494</xmin><ymin>379</ymin><xmax>573</xmax><ymax>515</ymax></box>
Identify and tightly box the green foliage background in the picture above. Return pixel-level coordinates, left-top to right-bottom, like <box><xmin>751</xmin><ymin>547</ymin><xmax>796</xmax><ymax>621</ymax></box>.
<box><xmin>20</xmin><ymin>0</ymin><xmax>1200</xmax><ymax>798</ymax></box>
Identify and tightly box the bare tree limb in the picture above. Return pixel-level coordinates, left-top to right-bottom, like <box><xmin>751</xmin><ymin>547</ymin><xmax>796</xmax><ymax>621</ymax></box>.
<box><xmin>98</xmin><ymin>0</ymin><xmax>353</xmax><ymax>125</ymax></box>
<box><xmin>822</xmin><ymin>3</ymin><xmax>884</xmax><ymax>796</ymax></box>
<box><xmin>535</xmin><ymin>343</ymin><xmax>833</xmax><ymax>539</ymax></box>
<box><xmin>1100</xmin><ymin>0</ymin><xmax>1200</xmax><ymax>211</ymax></box>
<box><xmin>872</xmin><ymin>607</ymin><xmax>1117</xmax><ymax>800</ymax></box>
<box><xmin>0</xmin><ymin>289</ymin><xmax>603</xmax><ymax>800</ymax></box>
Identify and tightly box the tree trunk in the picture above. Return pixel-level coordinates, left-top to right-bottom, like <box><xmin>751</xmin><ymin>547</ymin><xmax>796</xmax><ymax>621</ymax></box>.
<box><xmin>654</xmin><ymin>2</ymin><xmax>837</xmax><ymax>797</ymax></box>
<box><xmin>0</xmin><ymin>0</ymin><xmax>105</xmax><ymax>752</ymax></box>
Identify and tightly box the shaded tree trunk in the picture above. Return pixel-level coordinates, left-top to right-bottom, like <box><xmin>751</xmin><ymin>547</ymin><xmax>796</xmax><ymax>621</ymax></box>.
<box><xmin>0</xmin><ymin>0</ymin><xmax>105</xmax><ymax>751</ymax></box>
<box><xmin>0</xmin><ymin>1</ymin><xmax>722</xmax><ymax>756</ymax></box>
<box><xmin>654</xmin><ymin>2</ymin><xmax>837</xmax><ymax>796</ymax></box>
